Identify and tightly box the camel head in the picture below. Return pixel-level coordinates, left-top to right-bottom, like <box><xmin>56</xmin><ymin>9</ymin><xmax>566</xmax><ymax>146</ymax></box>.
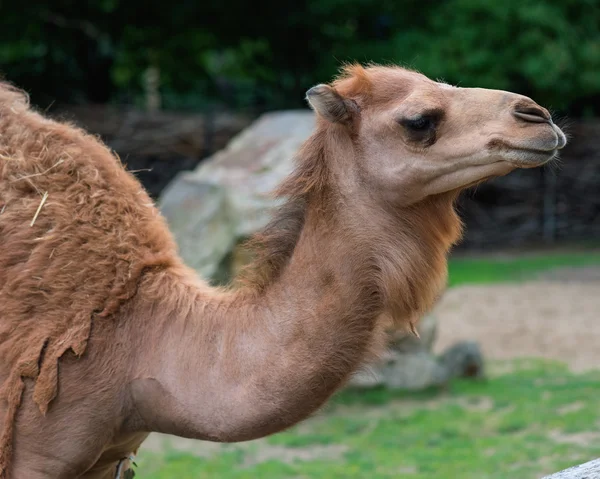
<box><xmin>306</xmin><ymin>64</ymin><xmax>566</xmax><ymax>205</ymax></box>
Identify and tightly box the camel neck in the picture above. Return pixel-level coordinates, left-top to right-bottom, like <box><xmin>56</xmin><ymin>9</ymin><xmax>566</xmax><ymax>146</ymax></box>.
<box><xmin>127</xmin><ymin>130</ymin><xmax>460</xmax><ymax>443</ymax></box>
<box><xmin>127</xmin><ymin>197</ymin><xmax>389</xmax><ymax>442</ymax></box>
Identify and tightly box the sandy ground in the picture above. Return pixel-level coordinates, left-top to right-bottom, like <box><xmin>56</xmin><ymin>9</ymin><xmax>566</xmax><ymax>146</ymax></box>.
<box><xmin>433</xmin><ymin>267</ymin><xmax>600</xmax><ymax>372</ymax></box>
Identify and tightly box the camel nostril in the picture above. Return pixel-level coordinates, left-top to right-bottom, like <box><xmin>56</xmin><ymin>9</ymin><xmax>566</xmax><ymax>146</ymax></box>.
<box><xmin>512</xmin><ymin>106</ymin><xmax>551</xmax><ymax>124</ymax></box>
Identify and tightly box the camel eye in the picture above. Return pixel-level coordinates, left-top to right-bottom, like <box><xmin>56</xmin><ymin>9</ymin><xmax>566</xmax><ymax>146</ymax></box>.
<box><xmin>404</xmin><ymin>116</ymin><xmax>432</xmax><ymax>131</ymax></box>
<box><xmin>398</xmin><ymin>113</ymin><xmax>439</xmax><ymax>146</ymax></box>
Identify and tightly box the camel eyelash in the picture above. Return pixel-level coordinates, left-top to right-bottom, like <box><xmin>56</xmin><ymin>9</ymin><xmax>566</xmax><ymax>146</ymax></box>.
<box><xmin>398</xmin><ymin>116</ymin><xmax>438</xmax><ymax>146</ymax></box>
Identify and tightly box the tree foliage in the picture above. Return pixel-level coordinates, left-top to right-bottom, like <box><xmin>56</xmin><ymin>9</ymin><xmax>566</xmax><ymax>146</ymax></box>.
<box><xmin>1</xmin><ymin>0</ymin><xmax>599</xmax><ymax>115</ymax></box>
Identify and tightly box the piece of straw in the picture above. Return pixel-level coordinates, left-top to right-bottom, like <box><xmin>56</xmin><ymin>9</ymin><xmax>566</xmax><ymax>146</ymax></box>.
<box><xmin>30</xmin><ymin>192</ymin><xmax>48</xmax><ymax>227</ymax></box>
<box><xmin>14</xmin><ymin>159</ymin><xmax>64</xmax><ymax>182</ymax></box>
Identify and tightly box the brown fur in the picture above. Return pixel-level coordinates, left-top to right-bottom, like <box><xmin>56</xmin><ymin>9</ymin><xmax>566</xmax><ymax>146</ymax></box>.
<box><xmin>0</xmin><ymin>63</ymin><xmax>565</xmax><ymax>478</ymax></box>
<box><xmin>0</xmin><ymin>86</ymin><xmax>179</xmax><ymax>474</ymax></box>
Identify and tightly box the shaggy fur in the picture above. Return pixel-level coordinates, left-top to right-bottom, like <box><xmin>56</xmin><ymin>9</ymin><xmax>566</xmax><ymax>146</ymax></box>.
<box><xmin>0</xmin><ymin>85</ymin><xmax>178</xmax><ymax>474</ymax></box>
<box><xmin>0</xmin><ymin>63</ymin><xmax>564</xmax><ymax>477</ymax></box>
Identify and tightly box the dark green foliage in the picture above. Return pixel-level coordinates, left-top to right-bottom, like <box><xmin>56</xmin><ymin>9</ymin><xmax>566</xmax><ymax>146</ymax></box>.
<box><xmin>1</xmin><ymin>0</ymin><xmax>599</xmax><ymax>114</ymax></box>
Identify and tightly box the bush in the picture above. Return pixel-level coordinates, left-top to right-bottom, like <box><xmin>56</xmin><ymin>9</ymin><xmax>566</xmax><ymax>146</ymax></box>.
<box><xmin>1</xmin><ymin>0</ymin><xmax>599</xmax><ymax>115</ymax></box>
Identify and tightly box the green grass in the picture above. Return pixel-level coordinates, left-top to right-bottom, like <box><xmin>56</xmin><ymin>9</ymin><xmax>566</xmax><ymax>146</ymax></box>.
<box><xmin>136</xmin><ymin>360</ymin><xmax>600</xmax><ymax>479</ymax></box>
<box><xmin>448</xmin><ymin>250</ymin><xmax>600</xmax><ymax>287</ymax></box>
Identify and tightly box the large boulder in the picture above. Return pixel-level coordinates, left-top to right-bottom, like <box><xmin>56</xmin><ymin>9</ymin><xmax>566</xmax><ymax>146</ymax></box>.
<box><xmin>159</xmin><ymin>110</ymin><xmax>484</xmax><ymax>391</ymax></box>
<box><xmin>159</xmin><ymin>110</ymin><xmax>315</xmax><ymax>281</ymax></box>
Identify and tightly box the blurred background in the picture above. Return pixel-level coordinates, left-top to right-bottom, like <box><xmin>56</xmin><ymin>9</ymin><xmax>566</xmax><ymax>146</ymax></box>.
<box><xmin>3</xmin><ymin>1</ymin><xmax>600</xmax><ymax>477</ymax></box>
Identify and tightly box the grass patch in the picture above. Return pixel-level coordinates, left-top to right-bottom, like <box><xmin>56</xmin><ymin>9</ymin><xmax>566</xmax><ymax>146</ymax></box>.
<box><xmin>136</xmin><ymin>360</ymin><xmax>600</xmax><ymax>479</ymax></box>
<box><xmin>447</xmin><ymin>250</ymin><xmax>600</xmax><ymax>287</ymax></box>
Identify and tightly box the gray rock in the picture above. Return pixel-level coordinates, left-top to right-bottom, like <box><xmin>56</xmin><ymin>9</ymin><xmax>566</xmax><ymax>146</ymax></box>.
<box><xmin>159</xmin><ymin>110</ymin><xmax>315</xmax><ymax>280</ymax></box>
<box><xmin>349</xmin><ymin>313</ymin><xmax>484</xmax><ymax>391</ymax></box>
<box><xmin>438</xmin><ymin>340</ymin><xmax>485</xmax><ymax>380</ymax></box>
<box><xmin>349</xmin><ymin>338</ymin><xmax>484</xmax><ymax>391</ymax></box>
<box><xmin>388</xmin><ymin>313</ymin><xmax>438</xmax><ymax>354</ymax></box>
<box><xmin>541</xmin><ymin>459</ymin><xmax>600</xmax><ymax>479</ymax></box>
<box><xmin>160</xmin><ymin>175</ymin><xmax>235</xmax><ymax>277</ymax></box>
<box><xmin>350</xmin><ymin>348</ymin><xmax>448</xmax><ymax>390</ymax></box>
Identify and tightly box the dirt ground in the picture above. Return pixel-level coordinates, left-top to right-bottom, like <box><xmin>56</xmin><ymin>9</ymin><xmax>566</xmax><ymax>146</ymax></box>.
<box><xmin>433</xmin><ymin>267</ymin><xmax>600</xmax><ymax>372</ymax></box>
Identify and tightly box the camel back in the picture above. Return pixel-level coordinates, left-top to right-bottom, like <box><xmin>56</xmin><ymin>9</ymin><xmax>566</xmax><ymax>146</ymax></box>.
<box><xmin>0</xmin><ymin>84</ymin><xmax>179</xmax><ymax>475</ymax></box>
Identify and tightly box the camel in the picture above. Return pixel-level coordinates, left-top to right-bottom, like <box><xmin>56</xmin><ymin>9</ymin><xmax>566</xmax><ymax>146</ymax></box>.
<box><xmin>0</xmin><ymin>63</ymin><xmax>566</xmax><ymax>478</ymax></box>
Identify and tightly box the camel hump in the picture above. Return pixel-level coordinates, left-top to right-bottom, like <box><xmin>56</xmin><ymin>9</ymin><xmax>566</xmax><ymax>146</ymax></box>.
<box><xmin>0</xmin><ymin>86</ymin><xmax>180</xmax><ymax>446</ymax></box>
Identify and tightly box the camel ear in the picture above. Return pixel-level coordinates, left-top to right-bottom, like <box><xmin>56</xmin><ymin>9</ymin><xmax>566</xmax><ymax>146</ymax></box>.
<box><xmin>306</xmin><ymin>84</ymin><xmax>359</xmax><ymax>124</ymax></box>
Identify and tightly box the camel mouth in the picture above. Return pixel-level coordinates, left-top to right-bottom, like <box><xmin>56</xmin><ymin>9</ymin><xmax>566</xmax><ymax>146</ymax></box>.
<box><xmin>491</xmin><ymin>125</ymin><xmax>566</xmax><ymax>169</ymax></box>
<box><xmin>507</xmin><ymin>148</ymin><xmax>559</xmax><ymax>168</ymax></box>
<box><xmin>489</xmin><ymin>143</ymin><xmax>559</xmax><ymax>169</ymax></box>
